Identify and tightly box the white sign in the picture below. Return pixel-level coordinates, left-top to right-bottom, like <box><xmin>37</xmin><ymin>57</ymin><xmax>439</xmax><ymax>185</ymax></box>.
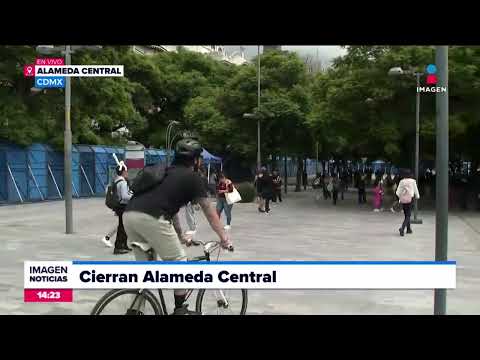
<box><xmin>24</xmin><ymin>261</ymin><xmax>456</xmax><ymax>290</ymax></box>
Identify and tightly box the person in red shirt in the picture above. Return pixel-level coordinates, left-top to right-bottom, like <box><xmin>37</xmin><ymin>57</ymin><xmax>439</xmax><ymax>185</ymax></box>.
<box><xmin>216</xmin><ymin>172</ymin><xmax>234</xmax><ymax>230</ymax></box>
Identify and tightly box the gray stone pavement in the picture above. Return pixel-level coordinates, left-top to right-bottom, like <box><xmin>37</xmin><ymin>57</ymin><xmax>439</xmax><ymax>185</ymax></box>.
<box><xmin>1</xmin><ymin>187</ymin><xmax>480</xmax><ymax>315</ymax></box>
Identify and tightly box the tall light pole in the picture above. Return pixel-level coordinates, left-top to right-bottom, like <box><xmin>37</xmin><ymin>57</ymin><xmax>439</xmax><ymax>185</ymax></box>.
<box><xmin>413</xmin><ymin>72</ymin><xmax>422</xmax><ymax>224</ymax></box>
<box><xmin>388</xmin><ymin>67</ymin><xmax>423</xmax><ymax>224</ymax></box>
<box><xmin>257</xmin><ymin>45</ymin><xmax>261</xmax><ymax>170</ymax></box>
<box><xmin>434</xmin><ymin>46</ymin><xmax>449</xmax><ymax>315</ymax></box>
<box><xmin>243</xmin><ymin>45</ymin><xmax>262</xmax><ymax>172</ymax></box>
<box><xmin>64</xmin><ymin>45</ymin><xmax>73</xmax><ymax>234</ymax></box>
<box><xmin>36</xmin><ymin>45</ymin><xmax>101</xmax><ymax>234</ymax></box>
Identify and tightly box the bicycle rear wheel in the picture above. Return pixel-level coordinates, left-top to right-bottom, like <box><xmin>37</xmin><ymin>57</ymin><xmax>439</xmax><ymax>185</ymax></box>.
<box><xmin>195</xmin><ymin>289</ymin><xmax>248</xmax><ymax>315</ymax></box>
<box><xmin>91</xmin><ymin>289</ymin><xmax>163</xmax><ymax>315</ymax></box>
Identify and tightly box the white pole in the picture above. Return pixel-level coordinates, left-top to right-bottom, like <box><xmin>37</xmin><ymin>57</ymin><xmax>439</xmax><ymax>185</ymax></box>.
<box><xmin>208</xmin><ymin>163</ymin><xmax>211</xmax><ymax>184</ymax></box>
<box><xmin>7</xmin><ymin>164</ymin><xmax>24</xmax><ymax>202</ymax></box>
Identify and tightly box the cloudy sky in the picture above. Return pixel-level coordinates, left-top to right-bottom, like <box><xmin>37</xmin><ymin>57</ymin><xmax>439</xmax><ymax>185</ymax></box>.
<box><xmin>224</xmin><ymin>46</ymin><xmax>347</xmax><ymax>66</ymax></box>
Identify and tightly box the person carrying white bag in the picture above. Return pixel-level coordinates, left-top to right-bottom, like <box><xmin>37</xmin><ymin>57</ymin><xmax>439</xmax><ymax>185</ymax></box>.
<box><xmin>216</xmin><ymin>172</ymin><xmax>241</xmax><ymax>230</ymax></box>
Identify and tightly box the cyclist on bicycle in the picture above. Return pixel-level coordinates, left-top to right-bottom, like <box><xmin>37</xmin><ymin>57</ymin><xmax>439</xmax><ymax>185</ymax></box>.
<box><xmin>123</xmin><ymin>138</ymin><xmax>232</xmax><ymax>315</ymax></box>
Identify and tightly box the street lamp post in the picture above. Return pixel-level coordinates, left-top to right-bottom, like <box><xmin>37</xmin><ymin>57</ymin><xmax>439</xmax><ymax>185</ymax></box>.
<box><xmin>388</xmin><ymin>66</ymin><xmax>423</xmax><ymax>224</ymax></box>
<box><xmin>434</xmin><ymin>46</ymin><xmax>449</xmax><ymax>315</ymax></box>
<box><xmin>36</xmin><ymin>45</ymin><xmax>101</xmax><ymax>234</ymax></box>
<box><xmin>242</xmin><ymin>46</ymin><xmax>262</xmax><ymax>172</ymax></box>
<box><xmin>64</xmin><ymin>45</ymin><xmax>73</xmax><ymax>234</ymax></box>
<box><xmin>257</xmin><ymin>45</ymin><xmax>261</xmax><ymax>171</ymax></box>
<box><xmin>413</xmin><ymin>72</ymin><xmax>422</xmax><ymax>224</ymax></box>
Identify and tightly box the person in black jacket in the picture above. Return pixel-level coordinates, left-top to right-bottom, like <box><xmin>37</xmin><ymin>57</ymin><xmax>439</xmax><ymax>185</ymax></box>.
<box><xmin>357</xmin><ymin>172</ymin><xmax>367</xmax><ymax>204</ymax></box>
<box><xmin>259</xmin><ymin>169</ymin><xmax>275</xmax><ymax>213</ymax></box>
<box><xmin>254</xmin><ymin>169</ymin><xmax>265</xmax><ymax>212</ymax></box>
<box><xmin>302</xmin><ymin>169</ymin><xmax>308</xmax><ymax>190</ymax></box>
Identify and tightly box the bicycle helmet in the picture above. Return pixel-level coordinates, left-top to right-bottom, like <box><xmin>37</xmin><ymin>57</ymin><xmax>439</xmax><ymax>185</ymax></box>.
<box><xmin>175</xmin><ymin>138</ymin><xmax>203</xmax><ymax>158</ymax></box>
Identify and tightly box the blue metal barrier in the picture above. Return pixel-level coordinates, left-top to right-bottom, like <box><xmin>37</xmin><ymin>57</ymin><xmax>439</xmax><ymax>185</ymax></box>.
<box><xmin>76</xmin><ymin>145</ymin><xmax>95</xmax><ymax>196</ymax></box>
<box><xmin>27</xmin><ymin>144</ymin><xmax>48</xmax><ymax>201</ymax></box>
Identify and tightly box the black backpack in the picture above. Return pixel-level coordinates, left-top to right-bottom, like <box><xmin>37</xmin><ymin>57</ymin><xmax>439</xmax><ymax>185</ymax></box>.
<box><xmin>130</xmin><ymin>163</ymin><xmax>171</xmax><ymax>197</ymax></box>
<box><xmin>105</xmin><ymin>179</ymin><xmax>124</xmax><ymax>210</ymax></box>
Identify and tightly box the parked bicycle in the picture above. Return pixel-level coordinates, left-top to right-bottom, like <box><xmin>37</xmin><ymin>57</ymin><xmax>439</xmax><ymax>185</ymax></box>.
<box><xmin>90</xmin><ymin>239</ymin><xmax>248</xmax><ymax>315</ymax></box>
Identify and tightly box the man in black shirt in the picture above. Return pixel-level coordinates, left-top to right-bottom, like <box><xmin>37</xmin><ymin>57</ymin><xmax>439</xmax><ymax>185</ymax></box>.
<box><xmin>259</xmin><ymin>169</ymin><xmax>275</xmax><ymax>213</ymax></box>
<box><xmin>124</xmin><ymin>138</ymin><xmax>232</xmax><ymax>315</ymax></box>
<box><xmin>357</xmin><ymin>172</ymin><xmax>367</xmax><ymax>204</ymax></box>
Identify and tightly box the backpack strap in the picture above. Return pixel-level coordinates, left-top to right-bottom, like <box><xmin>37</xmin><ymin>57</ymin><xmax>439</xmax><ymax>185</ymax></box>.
<box><xmin>112</xmin><ymin>178</ymin><xmax>125</xmax><ymax>191</ymax></box>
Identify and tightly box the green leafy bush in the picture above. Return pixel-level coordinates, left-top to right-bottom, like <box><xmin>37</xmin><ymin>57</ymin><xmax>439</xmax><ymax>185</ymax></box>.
<box><xmin>235</xmin><ymin>182</ymin><xmax>256</xmax><ymax>203</ymax></box>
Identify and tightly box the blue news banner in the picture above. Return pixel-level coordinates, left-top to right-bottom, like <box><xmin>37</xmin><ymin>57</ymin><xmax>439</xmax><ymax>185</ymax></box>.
<box><xmin>35</xmin><ymin>77</ymin><xmax>65</xmax><ymax>89</ymax></box>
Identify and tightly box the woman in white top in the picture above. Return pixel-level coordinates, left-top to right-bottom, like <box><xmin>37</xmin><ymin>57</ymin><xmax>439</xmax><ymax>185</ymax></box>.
<box><xmin>396</xmin><ymin>169</ymin><xmax>420</xmax><ymax>236</ymax></box>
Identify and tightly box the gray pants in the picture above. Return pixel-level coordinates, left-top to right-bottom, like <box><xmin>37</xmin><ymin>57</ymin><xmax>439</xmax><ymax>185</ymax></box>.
<box><xmin>184</xmin><ymin>202</ymin><xmax>197</xmax><ymax>232</ymax></box>
<box><xmin>123</xmin><ymin>211</ymin><xmax>187</xmax><ymax>313</ymax></box>
<box><xmin>124</xmin><ymin>211</ymin><xmax>187</xmax><ymax>261</ymax></box>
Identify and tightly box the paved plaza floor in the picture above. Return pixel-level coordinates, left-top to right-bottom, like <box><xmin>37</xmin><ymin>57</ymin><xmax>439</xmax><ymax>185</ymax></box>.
<box><xmin>1</xmin><ymin>188</ymin><xmax>479</xmax><ymax>315</ymax></box>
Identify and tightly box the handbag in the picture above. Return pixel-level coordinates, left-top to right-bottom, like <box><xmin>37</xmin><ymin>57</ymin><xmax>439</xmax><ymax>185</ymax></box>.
<box><xmin>393</xmin><ymin>201</ymin><xmax>402</xmax><ymax>212</ymax></box>
<box><xmin>225</xmin><ymin>187</ymin><xmax>242</xmax><ymax>205</ymax></box>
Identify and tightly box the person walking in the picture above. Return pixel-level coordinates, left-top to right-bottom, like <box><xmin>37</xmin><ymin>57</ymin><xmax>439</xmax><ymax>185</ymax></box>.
<box><xmin>216</xmin><ymin>172</ymin><xmax>234</xmax><ymax>230</ymax></box>
<box><xmin>385</xmin><ymin>172</ymin><xmax>397</xmax><ymax>212</ymax></box>
<box><xmin>372</xmin><ymin>179</ymin><xmax>384</xmax><ymax>212</ymax></box>
<box><xmin>259</xmin><ymin>169</ymin><xmax>275</xmax><ymax>213</ymax></box>
<box><xmin>325</xmin><ymin>175</ymin><xmax>333</xmax><ymax>200</ymax></box>
<box><xmin>313</xmin><ymin>173</ymin><xmax>322</xmax><ymax>201</ymax></box>
<box><xmin>340</xmin><ymin>171</ymin><xmax>348</xmax><ymax>200</ymax></box>
<box><xmin>254</xmin><ymin>169</ymin><xmax>265</xmax><ymax>212</ymax></box>
<box><xmin>357</xmin><ymin>172</ymin><xmax>367</xmax><ymax>204</ymax></box>
<box><xmin>184</xmin><ymin>156</ymin><xmax>207</xmax><ymax>236</ymax></box>
<box><xmin>331</xmin><ymin>174</ymin><xmax>340</xmax><ymax>205</ymax></box>
<box><xmin>396</xmin><ymin>169</ymin><xmax>420</xmax><ymax>237</ymax></box>
<box><xmin>303</xmin><ymin>168</ymin><xmax>308</xmax><ymax>190</ymax></box>
<box><xmin>112</xmin><ymin>163</ymin><xmax>133</xmax><ymax>254</ymax></box>
<box><xmin>272</xmin><ymin>170</ymin><xmax>283</xmax><ymax>203</ymax></box>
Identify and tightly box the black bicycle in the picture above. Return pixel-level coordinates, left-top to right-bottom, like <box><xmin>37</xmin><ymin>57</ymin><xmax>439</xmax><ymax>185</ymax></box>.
<box><xmin>90</xmin><ymin>239</ymin><xmax>248</xmax><ymax>315</ymax></box>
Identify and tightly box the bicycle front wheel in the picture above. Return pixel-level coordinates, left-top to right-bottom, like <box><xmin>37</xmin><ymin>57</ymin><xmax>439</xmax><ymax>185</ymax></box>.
<box><xmin>91</xmin><ymin>289</ymin><xmax>163</xmax><ymax>315</ymax></box>
<box><xmin>196</xmin><ymin>289</ymin><xmax>248</xmax><ymax>315</ymax></box>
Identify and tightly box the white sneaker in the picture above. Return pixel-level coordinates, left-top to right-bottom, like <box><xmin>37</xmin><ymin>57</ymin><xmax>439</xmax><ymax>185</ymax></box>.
<box><xmin>224</xmin><ymin>225</ymin><xmax>231</xmax><ymax>230</ymax></box>
<box><xmin>373</xmin><ymin>209</ymin><xmax>380</xmax><ymax>212</ymax></box>
<box><xmin>390</xmin><ymin>208</ymin><xmax>395</xmax><ymax>213</ymax></box>
<box><xmin>101</xmin><ymin>236</ymin><xmax>113</xmax><ymax>248</ymax></box>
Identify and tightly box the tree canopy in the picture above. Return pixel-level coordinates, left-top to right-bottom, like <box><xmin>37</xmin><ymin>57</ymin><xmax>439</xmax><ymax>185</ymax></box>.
<box><xmin>1</xmin><ymin>45</ymin><xmax>480</xmax><ymax>169</ymax></box>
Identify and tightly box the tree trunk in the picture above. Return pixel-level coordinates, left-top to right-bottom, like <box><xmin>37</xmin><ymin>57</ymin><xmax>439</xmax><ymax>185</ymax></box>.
<box><xmin>295</xmin><ymin>156</ymin><xmax>302</xmax><ymax>192</ymax></box>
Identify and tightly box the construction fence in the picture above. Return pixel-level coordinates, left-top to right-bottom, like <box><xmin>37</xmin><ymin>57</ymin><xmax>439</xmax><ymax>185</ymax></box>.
<box><xmin>0</xmin><ymin>142</ymin><xmax>168</xmax><ymax>204</ymax></box>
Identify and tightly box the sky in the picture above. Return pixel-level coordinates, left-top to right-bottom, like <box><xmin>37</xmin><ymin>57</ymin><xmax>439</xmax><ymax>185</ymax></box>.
<box><xmin>224</xmin><ymin>46</ymin><xmax>347</xmax><ymax>66</ymax></box>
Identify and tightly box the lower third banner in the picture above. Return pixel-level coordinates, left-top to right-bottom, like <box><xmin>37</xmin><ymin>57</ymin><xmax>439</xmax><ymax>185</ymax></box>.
<box><xmin>24</xmin><ymin>261</ymin><xmax>456</xmax><ymax>290</ymax></box>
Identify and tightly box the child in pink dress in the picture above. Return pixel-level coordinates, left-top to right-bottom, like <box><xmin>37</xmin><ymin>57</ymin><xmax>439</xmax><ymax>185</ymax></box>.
<box><xmin>373</xmin><ymin>179</ymin><xmax>384</xmax><ymax>212</ymax></box>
